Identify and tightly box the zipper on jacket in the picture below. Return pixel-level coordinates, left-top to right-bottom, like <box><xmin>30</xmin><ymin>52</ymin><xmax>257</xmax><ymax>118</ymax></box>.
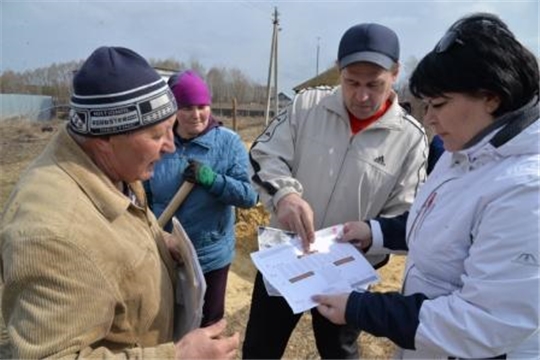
<box><xmin>401</xmin><ymin>176</ymin><xmax>458</xmax><ymax>293</ymax></box>
<box><xmin>319</xmin><ymin>136</ymin><xmax>355</xmax><ymax>227</ymax></box>
<box><xmin>405</xmin><ymin>176</ymin><xmax>457</xmax><ymax>246</ymax></box>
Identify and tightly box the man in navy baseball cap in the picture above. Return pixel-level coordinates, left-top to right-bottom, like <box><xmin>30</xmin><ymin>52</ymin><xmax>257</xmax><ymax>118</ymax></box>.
<box><xmin>334</xmin><ymin>22</ymin><xmax>402</xmax><ymax>121</ymax></box>
<box><xmin>338</xmin><ymin>23</ymin><xmax>400</xmax><ymax>70</ymax></box>
<box><xmin>242</xmin><ymin>22</ymin><xmax>427</xmax><ymax>360</ymax></box>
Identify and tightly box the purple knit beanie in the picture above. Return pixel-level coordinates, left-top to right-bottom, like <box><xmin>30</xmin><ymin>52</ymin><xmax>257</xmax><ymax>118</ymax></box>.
<box><xmin>170</xmin><ymin>70</ymin><xmax>211</xmax><ymax>108</ymax></box>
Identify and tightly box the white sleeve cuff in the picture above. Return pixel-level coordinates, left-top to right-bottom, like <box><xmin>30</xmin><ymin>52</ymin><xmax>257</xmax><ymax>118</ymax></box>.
<box><xmin>366</xmin><ymin>219</ymin><xmax>385</xmax><ymax>255</ymax></box>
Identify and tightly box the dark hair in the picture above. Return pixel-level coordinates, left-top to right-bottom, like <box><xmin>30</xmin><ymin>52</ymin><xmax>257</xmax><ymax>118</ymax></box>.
<box><xmin>167</xmin><ymin>73</ymin><xmax>179</xmax><ymax>89</ymax></box>
<box><xmin>400</xmin><ymin>101</ymin><xmax>412</xmax><ymax>114</ymax></box>
<box><xmin>409</xmin><ymin>12</ymin><xmax>539</xmax><ymax>117</ymax></box>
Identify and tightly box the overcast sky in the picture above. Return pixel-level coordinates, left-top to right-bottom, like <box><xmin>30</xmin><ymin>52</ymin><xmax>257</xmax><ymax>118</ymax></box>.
<box><xmin>2</xmin><ymin>0</ymin><xmax>538</xmax><ymax>94</ymax></box>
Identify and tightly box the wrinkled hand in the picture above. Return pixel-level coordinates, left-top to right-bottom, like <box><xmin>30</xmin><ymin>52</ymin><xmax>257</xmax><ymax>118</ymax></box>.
<box><xmin>184</xmin><ymin>160</ymin><xmax>216</xmax><ymax>188</ymax></box>
<box><xmin>312</xmin><ymin>293</ymin><xmax>350</xmax><ymax>325</ymax></box>
<box><xmin>175</xmin><ymin>319</ymin><xmax>239</xmax><ymax>360</ymax></box>
<box><xmin>162</xmin><ymin>232</ymin><xmax>183</xmax><ymax>263</ymax></box>
<box><xmin>276</xmin><ymin>193</ymin><xmax>315</xmax><ymax>252</ymax></box>
<box><xmin>340</xmin><ymin>221</ymin><xmax>372</xmax><ymax>252</ymax></box>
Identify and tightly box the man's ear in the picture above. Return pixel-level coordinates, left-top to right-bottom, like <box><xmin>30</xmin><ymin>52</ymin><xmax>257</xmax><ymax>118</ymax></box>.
<box><xmin>92</xmin><ymin>136</ymin><xmax>112</xmax><ymax>153</ymax></box>
<box><xmin>391</xmin><ymin>62</ymin><xmax>400</xmax><ymax>80</ymax></box>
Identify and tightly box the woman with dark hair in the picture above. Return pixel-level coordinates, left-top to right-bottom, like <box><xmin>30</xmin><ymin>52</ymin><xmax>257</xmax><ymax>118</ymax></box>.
<box><xmin>313</xmin><ymin>13</ymin><xmax>539</xmax><ymax>358</ymax></box>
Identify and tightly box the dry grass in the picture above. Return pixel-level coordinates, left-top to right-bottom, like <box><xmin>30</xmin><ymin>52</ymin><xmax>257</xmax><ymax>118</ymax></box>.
<box><xmin>0</xmin><ymin>119</ymin><xmax>63</xmax><ymax>208</ymax></box>
<box><xmin>0</xmin><ymin>117</ymin><xmax>405</xmax><ymax>359</ymax></box>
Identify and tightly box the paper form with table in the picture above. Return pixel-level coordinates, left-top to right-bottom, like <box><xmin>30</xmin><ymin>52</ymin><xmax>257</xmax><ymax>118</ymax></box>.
<box><xmin>250</xmin><ymin>225</ymin><xmax>380</xmax><ymax>314</ymax></box>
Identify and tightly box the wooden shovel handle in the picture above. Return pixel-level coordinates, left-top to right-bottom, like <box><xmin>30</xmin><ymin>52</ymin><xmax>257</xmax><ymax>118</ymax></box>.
<box><xmin>157</xmin><ymin>182</ymin><xmax>195</xmax><ymax>228</ymax></box>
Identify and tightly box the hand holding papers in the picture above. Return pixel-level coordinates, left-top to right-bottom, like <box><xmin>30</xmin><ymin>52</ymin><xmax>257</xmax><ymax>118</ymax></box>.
<box><xmin>251</xmin><ymin>225</ymin><xmax>380</xmax><ymax>314</ymax></box>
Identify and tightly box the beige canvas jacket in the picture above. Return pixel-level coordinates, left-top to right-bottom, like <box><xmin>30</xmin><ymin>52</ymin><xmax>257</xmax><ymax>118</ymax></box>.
<box><xmin>250</xmin><ymin>86</ymin><xmax>428</xmax><ymax>266</ymax></box>
<box><xmin>1</xmin><ymin>125</ymin><xmax>176</xmax><ymax>358</ymax></box>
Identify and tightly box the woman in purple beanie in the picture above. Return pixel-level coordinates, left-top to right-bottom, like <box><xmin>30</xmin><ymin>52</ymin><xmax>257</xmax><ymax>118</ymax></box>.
<box><xmin>145</xmin><ymin>70</ymin><xmax>258</xmax><ymax>327</ymax></box>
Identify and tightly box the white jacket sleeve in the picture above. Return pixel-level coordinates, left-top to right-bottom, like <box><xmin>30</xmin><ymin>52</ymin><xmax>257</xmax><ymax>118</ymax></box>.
<box><xmin>249</xmin><ymin>87</ymin><xmax>337</xmax><ymax>212</ymax></box>
<box><xmin>249</xmin><ymin>107</ymin><xmax>303</xmax><ymax>211</ymax></box>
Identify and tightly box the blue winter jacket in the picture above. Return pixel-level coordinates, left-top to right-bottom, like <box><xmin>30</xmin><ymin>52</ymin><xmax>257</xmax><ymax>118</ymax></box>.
<box><xmin>145</xmin><ymin>123</ymin><xmax>258</xmax><ymax>273</ymax></box>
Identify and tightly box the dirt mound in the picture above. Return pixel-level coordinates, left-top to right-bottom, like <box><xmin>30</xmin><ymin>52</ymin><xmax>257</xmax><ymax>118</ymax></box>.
<box><xmin>236</xmin><ymin>205</ymin><xmax>270</xmax><ymax>253</ymax></box>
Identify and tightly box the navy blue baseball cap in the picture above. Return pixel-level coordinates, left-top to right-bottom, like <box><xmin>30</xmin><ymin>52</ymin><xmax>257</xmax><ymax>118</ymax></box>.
<box><xmin>338</xmin><ymin>23</ymin><xmax>400</xmax><ymax>70</ymax></box>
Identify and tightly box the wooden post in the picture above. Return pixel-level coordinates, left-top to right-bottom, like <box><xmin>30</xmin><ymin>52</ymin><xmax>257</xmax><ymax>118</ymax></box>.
<box><xmin>232</xmin><ymin>98</ymin><xmax>238</xmax><ymax>132</ymax></box>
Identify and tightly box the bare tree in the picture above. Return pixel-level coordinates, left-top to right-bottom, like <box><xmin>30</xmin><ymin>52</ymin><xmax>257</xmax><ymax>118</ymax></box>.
<box><xmin>207</xmin><ymin>66</ymin><xmax>228</xmax><ymax>103</ymax></box>
<box><xmin>229</xmin><ymin>68</ymin><xmax>251</xmax><ymax>103</ymax></box>
<box><xmin>188</xmin><ymin>58</ymin><xmax>206</xmax><ymax>79</ymax></box>
<box><xmin>0</xmin><ymin>70</ymin><xmax>23</xmax><ymax>93</ymax></box>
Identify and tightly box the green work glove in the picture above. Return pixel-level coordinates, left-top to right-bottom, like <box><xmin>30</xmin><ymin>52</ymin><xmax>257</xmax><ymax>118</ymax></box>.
<box><xmin>184</xmin><ymin>159</ymin><xmax>217</xmax><ymax>188</ymax></box>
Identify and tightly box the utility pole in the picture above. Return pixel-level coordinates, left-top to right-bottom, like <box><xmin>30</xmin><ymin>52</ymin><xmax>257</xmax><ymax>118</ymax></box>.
<box><xmin>265</xmin><ymin>7</ymin><xmax>279</xmax><ymax>125</ymax></box>
<box><xmin>316</xmin><ymin>36</ymin><xmax>320</xmax><ymax>76</ymax></box>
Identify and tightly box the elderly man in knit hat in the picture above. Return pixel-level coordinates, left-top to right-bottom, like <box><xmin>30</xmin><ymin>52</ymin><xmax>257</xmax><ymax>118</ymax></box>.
<box><xmin>0</xmin><ymin>47</ymin><xmax>238</xmax><ymax>359</ymax></box>
<box><xmin>145</xmin><ymin>70</ymin><xmax>257</xmax><ymax>328</ymax></box>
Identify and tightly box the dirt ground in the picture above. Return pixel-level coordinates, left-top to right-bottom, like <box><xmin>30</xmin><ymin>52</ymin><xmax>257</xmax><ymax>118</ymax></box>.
<box><xmin>0</xmin><ymin>117</ymin><xmax>406</xmax><ymax>358</ymax></box>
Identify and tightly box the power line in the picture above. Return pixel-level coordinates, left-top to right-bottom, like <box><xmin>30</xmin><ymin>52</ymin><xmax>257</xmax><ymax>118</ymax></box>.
<box><xmin>237</xmin><ymin>1</ymin><xmax>272</xmax><ymax>17</ymax></box>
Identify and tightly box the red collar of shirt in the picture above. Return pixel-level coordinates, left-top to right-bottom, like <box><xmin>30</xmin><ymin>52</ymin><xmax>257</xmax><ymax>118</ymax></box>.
<box><xmin>348</xmin><ymin>99</ymin><xmax>392</xmax><ymax>135</ymax></box>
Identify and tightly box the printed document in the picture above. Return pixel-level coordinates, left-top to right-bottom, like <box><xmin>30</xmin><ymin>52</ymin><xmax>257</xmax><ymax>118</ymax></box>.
<box><xmin>251</xmin><ymin>225</ymin><xmax>380</xmax><ymax>314</ymax></box>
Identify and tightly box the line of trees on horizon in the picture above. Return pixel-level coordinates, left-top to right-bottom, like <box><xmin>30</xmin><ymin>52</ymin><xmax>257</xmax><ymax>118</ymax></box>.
<box><xmin>0</xmin><ymin>57</ymin><xmax>271</xmax><ymax>110</ymax></box>
<box><xmin>1</xmin><ymin>54</ymin><xmax>439</xmax><ymax>133</ymax></box>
